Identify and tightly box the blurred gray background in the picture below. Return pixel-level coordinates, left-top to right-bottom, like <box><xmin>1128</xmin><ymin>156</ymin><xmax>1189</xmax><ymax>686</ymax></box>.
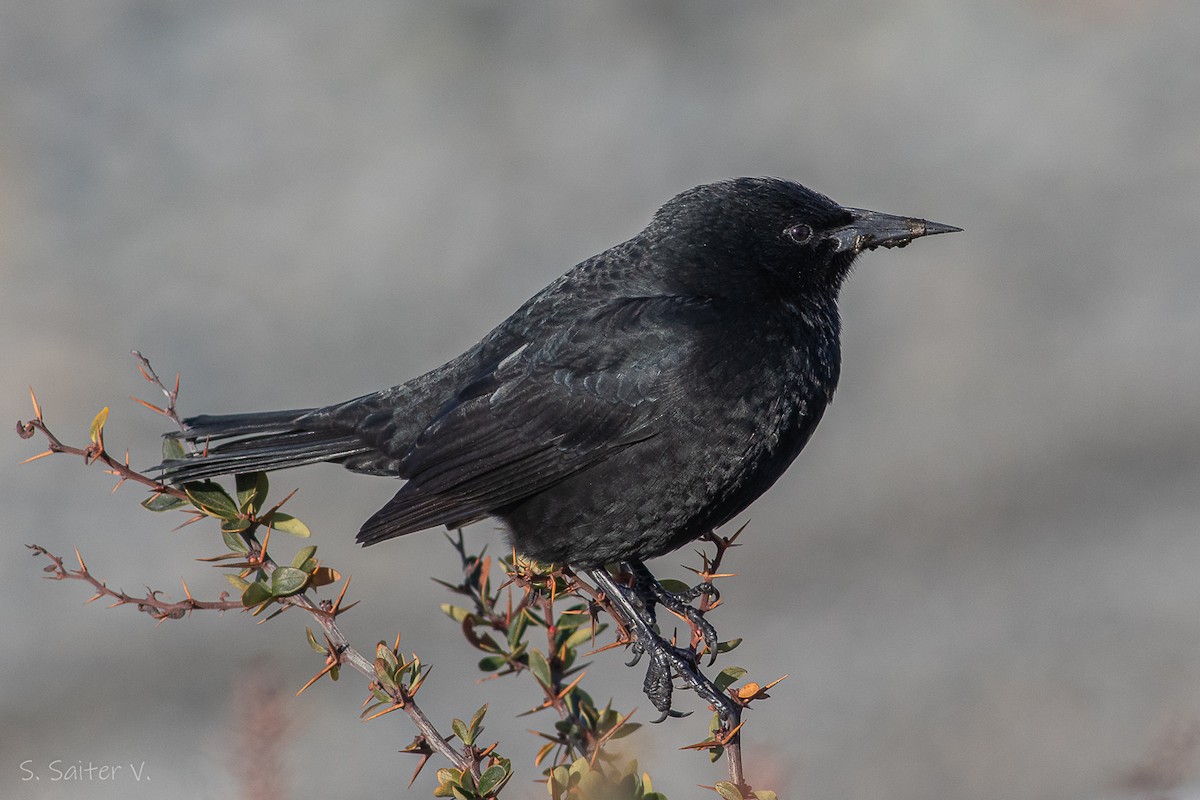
<box><xmin>3</xmin><ymin>2</ymin><xmax>1199</xmax><ymax>798</ymax></box>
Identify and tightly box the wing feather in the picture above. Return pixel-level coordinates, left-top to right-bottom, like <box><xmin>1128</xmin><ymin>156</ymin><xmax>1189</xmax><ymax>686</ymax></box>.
<box><xmin>356</xmin><ymin>295</ymin><xmax>712</xmax><ymax>545</ymax></box>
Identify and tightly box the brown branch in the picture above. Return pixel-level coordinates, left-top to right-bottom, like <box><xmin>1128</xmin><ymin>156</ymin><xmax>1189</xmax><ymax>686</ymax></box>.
<box><xmin>130</xmin><ymin>349</ymin><xmax>191</xmax><ymax>437</ymax></box>
<box><xmin>17</xmin><ymin>413</ymin><xmax>189</xmax><ymax>501</ymax></box>
<box><xmin>28</xmin><ymin>545</ymin><xmax>244</xmax><ymax>620</ymax></box>
<box><xmin>290</xmin><ymin>590</ymin><xmax>480</xmax><ymax>779</ymax></box>
<box><xmin>18</xmin><ymin>369</ymin><xmax>481</xmax><ymax>783</ymax></box>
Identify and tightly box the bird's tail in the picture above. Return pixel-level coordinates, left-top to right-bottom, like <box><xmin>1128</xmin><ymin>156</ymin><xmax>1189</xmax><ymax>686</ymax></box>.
<box><xmin>157</xmin><ymin>408</ymin><xmax>371</xmax><ymax>483</ymax></box>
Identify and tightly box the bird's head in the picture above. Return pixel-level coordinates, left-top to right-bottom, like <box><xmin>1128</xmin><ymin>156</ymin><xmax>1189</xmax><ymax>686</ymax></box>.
<box><xmin>647</xmin><ymin>177</ymin><xmax>959</xmax><ymax>304</ymax></box>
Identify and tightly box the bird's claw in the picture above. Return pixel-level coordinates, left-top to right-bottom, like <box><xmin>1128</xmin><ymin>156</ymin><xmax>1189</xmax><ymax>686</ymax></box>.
<box><xmin>628</xmin><ymin>562</ymin><xmax>721</xmax><ymax>664</ymax></box>
<box><xmin>588</xmin><ymin>565</ymin><xmax>740</xmax><ymax>732</ymax></box>
<box><xmin>626</xmin><ymin>642</ymin><xmax>645</xmax><ymax>668</ymax></box>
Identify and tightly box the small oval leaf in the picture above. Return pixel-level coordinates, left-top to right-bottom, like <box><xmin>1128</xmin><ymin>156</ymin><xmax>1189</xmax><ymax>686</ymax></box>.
<box><xmin>291</xmin><ymin>545</ymin><xmax>318</xmax><ymax>569</ymax></box>
<box><xmin>528</xmin><ymin>647</ymin><xmax>552</xmax><ymax>688</ymax></box>
<box><xmin>89</xmin><ymin>406</ymin><xmax>109</xmax><ymax>445</ymax></box>
<box><xmin>658</xmin><ymin>578</ymin><xmax>691</xmax><ymax>594</ymax></box>
<box><xmin>141</xmin><ymin>492</ymin><xmax>186</xmax><ymax>513</ymax></box>
<box><xmin>236</xmin><ymin>472</ymin><xmax>269</xmax><ymax>514</ymax></box>
<box><xmin>184</xmin><ymin>480</ymin><xmax>240</xmax><ymax>520</ymax></box>
<box><xmin>221</xmin><ymin>517</ymin><xmax>251</xmax><ymax>535</ymax></box>
<box><xmin>477</xmin><ymin>655</ymin><xmax>507</xmax><ymax>672</ymax></box>
<box><xmin>161</xmin><ymin>436</ymin><xmax>187</xmax><ymax>461</ymax></box>
<box><xmin>221</xmin><ymin>528</ymin><xmax>250</xmax><ymax>554</ymax></box>
<box><xmin>476</xmin><ymin>764</ymin><xmax>508</xmax><ymax>796</ymax></box>
<box><xmin>269</xmin><ymin>566</ymin><xmax>309</xmax><ymax>597</ymax></box>
<box><xmin>225</xmin><ymin>574</ymin><xmax>251</xmax><ymax>592</ymax></box>
<box><xmin>714</xmin><ymin>780</ymin><xmax>745</xmax><ymax>800</ymax></box>
<box><xmin>269</xmin><ymin>512</ymin><xmax>311</xmax><ymax>538</ymax></box>
<box><xmin>241</xmin><ymin>580</ymin><xmax>272</xmax><ymax>607</ymax></box>
<box><xmin>714</xmin><ymin>666</ymin><xmax>748</xmax><ymax>693</ymax></box>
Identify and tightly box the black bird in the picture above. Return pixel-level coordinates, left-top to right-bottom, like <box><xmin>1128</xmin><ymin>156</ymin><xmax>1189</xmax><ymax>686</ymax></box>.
<box><xmin>160</xmin><ymin>177</ymin><xmax>958</xmax><ymax>725</ymax></box>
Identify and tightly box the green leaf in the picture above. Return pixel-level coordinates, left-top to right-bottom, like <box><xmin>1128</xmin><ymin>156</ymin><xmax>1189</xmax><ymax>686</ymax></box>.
<box><xmin>436</xmin><ymin>768</ymin><xmax>462</xmax><ymax>785</ymax></box>
<box><xmin>658</xmin><ymin>578</ymin><xmax>691</xmax><ymax>594</ymax></box>
<box><xmin>241</xmin><ymin>580</ymin><xmax>271</xmax><ymax>607</ymax></box>
<box><xmin>714</xmin><ymin>780</ymin><xmax>745</xmax><ymax>800</ymax></box>
<box><xmin>477</xmin><ymin>655</ymin><xmax>507</xmax><ymax>672</ymax></box>
<box><xmin>269</xmin><ymin>512</ymin><xmax>311</xmax><ymax>537</ymax></box>
<box><xmin>610</xmin><ymin>721</ymin><xmax>641</xmax><ymax>739</ymax></box>
<box><xmin>506</xmin><ymin>607</ymin><xmax>530</xmax><ymax>649</ymax></box>
<box><xmin>468</xmin><ymin>703</ymin><xmax>488</xmax><ymax>740</ymax></box>
<box><xmin>291</xmin><ymin>545</ymin><xmax>318</xmax><ymax>569</ymax></box>
<box><xmin>89</xmin><ymin>406</ymin><xmax>109</xmax><ymax>445</ymax></box>
<box><xmin>528</xmin><ymin>647</ymin><xmax>552</xmax><ymax>688</ymax></box>
<box><xmin>141</xmin><ymin>491</ymin><xmax>186</xmax><ymax>512</ymax></box>
<box><xmin>549</xmin><ymin>765</ymin><xmax>570</xmax><ymax>793</ymax></box>
<box><xmin>236</xmin><ymin>472</ymin><xmax>269</xmax><ymax>515</ymax></box>
<box><xmin>184</xmin><ymin>480</ymin><xmax>240</xmax><ymax>520</ymax></box>
<box><xmin>751</xmin><ymin>791</ymin><xmax>779</xmax><ymax>800</ymax></box>
<box><xmin>221</xmin><ymin>528</ymin><xmax>250</xmax><ymax>554</ymax></box>
<box><xmin>562</xmin><ymin>624</ymin><xmax>599</xmax><ymax>652</ymax></box>
<box><xmin>305</xmin><ymin>627</ymin><xmax>326</xmax><ymax>654</ymax></box>
<box><xmin>717</xmin><ymin>637</ymin><xmax>743</xmax><ymax>653</ymax></box>
<box><xmin>161</xmin><ymin>436</ymin><xmax>186</xmax><ymax>461</ymax></box>
<box><xmin>269</xmin><ymin>566</ymin><xmax>309</xmax><ymax>597</ymax></box>
<box><xmin>441</xmin><ymin>604</ymin><xmax>471</xmax><ymax>623</ymax></box>
<box><xmin>221</xmin><ymin>517</ymin><xmax>251</xmax><ymax>534</ymax></box>
<box><xmin>476</xmin><ymin>764</ymin><xmax>508</xmax><ymax>796</ymax></box>
<box><xmin>225</xmin><ymin>573</ymin><xmax>251</xmax><ymax>592</ymax></box>
<box><xmin>374</xmin><ymin>662</ymin><xmax>398</xmax><ymax>692</ymax></box>
<box><xmin>451</xmin><ymin>718</ymin><xmax>470</xmax><ymax>745</ymax></box>
<box><xmin>375</xmin><ymin>642</ymin><xmax>399</xmax><ymax>672</ymax></box>
<box><xmin>714</xmin><ymin>666</ymin><xmax>748</xmax><ymax>693</ymax></box>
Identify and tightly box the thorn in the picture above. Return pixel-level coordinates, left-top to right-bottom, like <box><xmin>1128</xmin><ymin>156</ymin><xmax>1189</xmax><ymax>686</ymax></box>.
<box><xmin>719</xmin><ymin>718</ymin><xmax>746</xmax><ymax>743</ymax></box>
<box><xmin>296</xmin><ymin>661</ymin><xmax>337</xmax><ymax>696</ymax></box>
<box><xmin>265</xmin><ymin>487</ymin><xmax>299</xmax><ymax>517</ymax></box>
<box><xmin>362</xmin><ymin>703</ymin><xmax>405</xmax><ymax>722</ymax></box>
<box><xmin>407</xmin><ymin>752</ymin><xmax>432</xmax><ymax>789</ymax></box>
<box><xmin>332</xmin><ymin>575</ymin><xmax>353</xmax><ymax>615</ymax></box>
<box><xmin>20</xmin><ymin>450</ymin><xmax>54</xmax><ymax>464</ymax></box>
<box><xmin>172</xmin><ymin>513</ymin><xmax>207</xmax><ymax>531</ymax></box>
<box><xmin>74</xmin><ymin>548</ymin><xmax>87</xmax><ymax>573</ymax></box>
<box><xmin>554</xmin><ymin>670</ymin><xmax>587</xmax><ymax>701</ymax></box>
<box><xmin>408</xmin><ymin>664</ymin><xmax>431</xmax><ymax>695</ymax></box>
<box><xmin>589</xmin><ymin>706</ymin><xmax>637</xmax><ymax>768</ymax></box>
<box><xmin>131</xmin><ymin>396</ymin><xmax>166</xmax><ymax>415</ymax></box>
<box><xmin>258</xmin><ymin>525</ymin><xmax>272</xmax><ymax>561</ymax></box>
<box><xmin>28</xmin><ymin>386</ymin><xmax>43</xmax><ymax>420</ymax></box>
<box><xmin>181</xmin><ymin>577</ymin><xmax>194</xmax><ymax>602</ymax></box>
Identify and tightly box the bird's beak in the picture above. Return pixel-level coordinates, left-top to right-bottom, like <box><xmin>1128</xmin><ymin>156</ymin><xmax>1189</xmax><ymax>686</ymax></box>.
<box><xmin>827</xmin><ymin>208</ymin><xmax>961</xmax><ymax>254</ymax></box>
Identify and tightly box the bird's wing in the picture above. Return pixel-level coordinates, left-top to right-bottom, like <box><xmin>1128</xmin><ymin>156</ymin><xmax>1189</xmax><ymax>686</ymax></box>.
<box><xmin>355</xmin><ymin>294</ymin><xmax>711</xmax><ymax>544</ymax></box>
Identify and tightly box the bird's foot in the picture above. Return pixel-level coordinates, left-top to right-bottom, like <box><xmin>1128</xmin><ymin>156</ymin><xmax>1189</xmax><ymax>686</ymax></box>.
<box><xmin>626</xmin><ymin>560</ymin><xmax>720</xmax><ymax>665</ymax></box>
<box><xmin>586</xmin><ymin>566</ymin><xmax>740</xmax><ymax>732</ymax></box>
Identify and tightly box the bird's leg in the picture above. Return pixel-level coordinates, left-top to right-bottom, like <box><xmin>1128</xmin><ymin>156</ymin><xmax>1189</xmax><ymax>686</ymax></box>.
<box><xmin>584</xmin><ymin>567</ymin><xmax>740</xmax><ymax>731</ymax></box>
<box><xmin>625</xmin><ymin>559</ymin><xmax>720</xmax><ymax>665</ymax></box>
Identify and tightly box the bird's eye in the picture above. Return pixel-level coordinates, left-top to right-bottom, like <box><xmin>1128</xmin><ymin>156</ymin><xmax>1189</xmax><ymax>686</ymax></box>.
<box><xmin>785</xmin><ymin>224</ymin><xmax>813</xmax><ymax>245</ymax></box>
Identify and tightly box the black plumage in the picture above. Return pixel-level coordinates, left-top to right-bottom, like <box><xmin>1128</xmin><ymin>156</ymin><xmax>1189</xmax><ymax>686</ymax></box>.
<box><xmin>160</xmin><ymin>178</ymin><xmax>958</xmax><ymax>569</ymax></box>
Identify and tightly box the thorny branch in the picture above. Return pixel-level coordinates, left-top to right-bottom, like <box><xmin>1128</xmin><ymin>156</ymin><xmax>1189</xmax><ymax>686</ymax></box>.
<box><xmin>28</xmin><ymin>544</ymin><xmax>244</xmax><ymax>619</ymax></box>
<box><xmin>16</xmin><ymin>355</ymin><xmax>483</xmax><ymax>782</ymax></box>
<box><xmin>17</xmin><ymin>354</ymin><xmax>779</xmax><ymax>797</ymax></box>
